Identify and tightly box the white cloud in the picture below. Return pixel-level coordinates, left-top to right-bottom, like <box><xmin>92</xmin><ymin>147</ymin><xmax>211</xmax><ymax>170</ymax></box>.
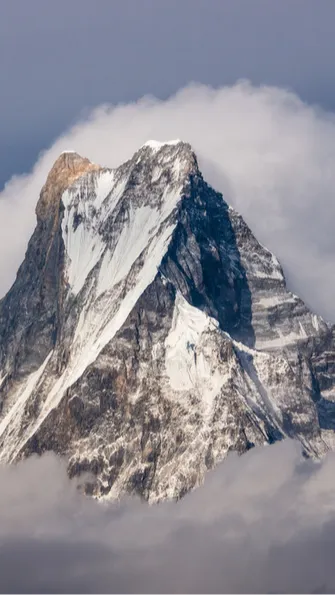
<box><xmin>1</xmin><ymin>81</ymin><xmax>335</xmax><ymax>321</ymax></box>
<box><xmin>1</xmin><ymin>441</ymin><xmax>335</xmax><ymax>592</ymax></box>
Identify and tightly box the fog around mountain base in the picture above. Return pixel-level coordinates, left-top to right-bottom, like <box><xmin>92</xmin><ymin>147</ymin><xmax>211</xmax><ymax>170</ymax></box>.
<box><xmin>0</xmin><ymin>440</ymin><xmax>334</xmax><ymax>593</ymax></box>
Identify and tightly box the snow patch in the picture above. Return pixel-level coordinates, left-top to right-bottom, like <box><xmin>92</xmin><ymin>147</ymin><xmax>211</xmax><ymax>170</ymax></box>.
<box><xmin>97</xmin><ymin>205</ymin><xmax>162</xmax><ymax>296</ymax></box>
<box><xmin>61</xmin><ymin>170</ymin><xmax>123</xmax><ymax>295</ymax></box>
<box><xmin>312</xmin><ymin>314</ymin><xmax>321</xmax><ymax>331</ymax></box>
<box><xmin>256</xmin><ymin>329</ymin><xmax>306</xmax><ymax>350</ymax></box>
<box><xmin>0</xmin><ymin>374</ymin><xmax>7</xmax><ymax>390</ymax></box>
<box><xmin>0</xmin><ymin>351</ymin><xmax>53</xmax><ymax>454</ymax></box>
<box><xmin>257</xmin><ymin>294</ymin><xmax>297</xmax><ymax>308</ymax></box>
<box><xmin>233</xmin><ymin>340</ymin><xmax>284</xmax><ymax>428</ymax></box>
<box><xmin>165</xmin><ymin>293</ymin><xmax>224</xmax><ymax>410</ymax></box>
<box><xmin>248</xmin><ymin>249</ymin><xmax>284</xmax><ymax>281</ymax></box>
<box><xmin>143</xmin><ymin>139</ymin><xmax>182</xmax><ymax>152</ymax></box>
<box><xmin>299</xmin><ymin>321</ymin><xmax>308</xmax><ymax>338</ymax></box>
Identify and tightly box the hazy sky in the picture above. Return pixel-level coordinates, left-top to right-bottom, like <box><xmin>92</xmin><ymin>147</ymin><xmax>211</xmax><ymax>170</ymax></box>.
<box><xmin>2</xmin><ymin>0</ymin><xmax>335</xmax><ymax>188</ymax></box>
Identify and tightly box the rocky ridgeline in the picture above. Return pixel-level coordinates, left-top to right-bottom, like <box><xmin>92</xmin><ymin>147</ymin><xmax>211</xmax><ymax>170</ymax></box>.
<box><xmin>0</xmin><ymin>140</ymin><xmax>334</xmax><ymax>501</ymax></box>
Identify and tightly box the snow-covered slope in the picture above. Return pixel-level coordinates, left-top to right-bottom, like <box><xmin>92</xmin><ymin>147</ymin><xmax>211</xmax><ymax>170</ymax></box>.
<box><xmin>0</xmin><ymin>141</ymin><xmax>334</xmax><ymax>501</ymax></box>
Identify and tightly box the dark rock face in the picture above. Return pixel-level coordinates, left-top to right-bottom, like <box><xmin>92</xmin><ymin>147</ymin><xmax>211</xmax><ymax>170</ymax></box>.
<box><xmin>0</xmin><ymin>140</ymin><xmax>335</xmax><ymax>501</ymax></box>
<box><xmin>160</xmin><ymin>176</ymin><xmax>255</xmax><ymax>346</ymax></box>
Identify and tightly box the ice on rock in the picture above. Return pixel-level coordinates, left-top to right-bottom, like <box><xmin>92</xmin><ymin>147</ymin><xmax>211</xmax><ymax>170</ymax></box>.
<box><xmin>0</xmin><ymin>139</ymin><xmax>334</xmax><ymax>500</ymax></box>
<box><xmin>142</xmin><ymin>139</ymin><xmax>182</xmax><ymax>151</ymax></box>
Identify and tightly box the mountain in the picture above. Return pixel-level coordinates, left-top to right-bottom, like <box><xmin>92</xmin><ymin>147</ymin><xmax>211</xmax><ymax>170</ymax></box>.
<box><xmin>0</xmin><ymin>140</ymin><xmax>334</xmax><ymax>502</ymax></box>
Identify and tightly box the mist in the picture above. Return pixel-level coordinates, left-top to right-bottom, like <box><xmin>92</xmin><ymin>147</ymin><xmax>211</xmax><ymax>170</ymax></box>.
<box><xmin>0</xmin><ymin>441</ymin><xmax>334</xmax><ymax>592</ymax></box>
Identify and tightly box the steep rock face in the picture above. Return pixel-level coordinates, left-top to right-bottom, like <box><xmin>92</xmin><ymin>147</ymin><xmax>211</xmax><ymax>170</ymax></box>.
<box><xmin>0</xmin><ymin>140</ymin><xmax>334</xmax><ymax>501</ymax></box>
<box><xmin>0</xmin><ymin>152</ymin><xmax>100</xmax><ymax>380</ymax></box>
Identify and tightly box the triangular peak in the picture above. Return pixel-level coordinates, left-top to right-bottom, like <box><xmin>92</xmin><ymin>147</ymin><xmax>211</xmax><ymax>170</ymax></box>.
<box><xmin>36</xmin><ymin>152</ymin><xmax>100</xmax><ymax>221</ymax></box>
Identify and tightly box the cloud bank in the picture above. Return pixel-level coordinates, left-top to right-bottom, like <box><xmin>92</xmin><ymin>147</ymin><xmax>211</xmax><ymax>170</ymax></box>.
<box><xmin>1</xmin><ymin>82</ymin><xmax>335</xmax><ymax>321</ymax></box>
<box><xmin>1</xmin><ymin>441</ymin><xmax>335</xmax><ymax>593</ymax></box>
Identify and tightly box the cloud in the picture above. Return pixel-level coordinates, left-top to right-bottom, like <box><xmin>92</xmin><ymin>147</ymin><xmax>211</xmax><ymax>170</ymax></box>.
<box><xmin>1</xmin><ymin>441</ymin><xmax>335</xmax><ymax>592</ymax></box>
<box><xmin>1</xmin><ymin>82</ymin><xmax>335</xmax><ymax>321</ymax></box>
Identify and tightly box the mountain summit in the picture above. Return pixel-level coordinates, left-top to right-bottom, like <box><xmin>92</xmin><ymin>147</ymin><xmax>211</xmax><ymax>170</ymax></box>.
<box><xmin>0</xmin><ymin>140</ymin><xmax>334</xmax><ymax>501</ymax></box>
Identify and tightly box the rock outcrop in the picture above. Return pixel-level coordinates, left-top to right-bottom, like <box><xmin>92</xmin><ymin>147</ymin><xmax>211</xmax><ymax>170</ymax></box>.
<box><xmin>0</xmin><ymin>140</ymin><xmax>334</xmax><ymax>502</ymax></box>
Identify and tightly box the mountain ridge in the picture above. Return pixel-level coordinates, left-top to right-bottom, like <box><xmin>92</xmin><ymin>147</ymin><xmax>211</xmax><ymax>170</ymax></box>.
<box><xmin>0</xmin><ymin>140</ymin><xmax>334</xmax><ymax>501</ymax></box>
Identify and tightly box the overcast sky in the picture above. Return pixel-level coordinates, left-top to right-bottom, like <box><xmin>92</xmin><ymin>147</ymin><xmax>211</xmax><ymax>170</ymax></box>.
<box><xmin>2</xmin><ymin>0</ymin><xmax>335</xmax><ymax>188</ymax></box>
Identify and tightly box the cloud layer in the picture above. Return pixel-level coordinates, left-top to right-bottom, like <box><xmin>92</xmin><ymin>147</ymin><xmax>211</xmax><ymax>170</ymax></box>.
<box><xmin>1</xmin><ymin>441</ymin><xmax>335</xmax><ymax>593</ymax></box>
<box><xmin>1</xmin><ymin>82</ymin><xmax>335</xmax><ymax>321</ymax></box>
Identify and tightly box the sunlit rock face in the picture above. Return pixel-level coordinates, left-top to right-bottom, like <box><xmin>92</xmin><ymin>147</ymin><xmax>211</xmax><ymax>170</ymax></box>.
<box><xmin>0</xmin><ymin>140</ymin><xmax>334</xmax><ymax>502</ymax></box>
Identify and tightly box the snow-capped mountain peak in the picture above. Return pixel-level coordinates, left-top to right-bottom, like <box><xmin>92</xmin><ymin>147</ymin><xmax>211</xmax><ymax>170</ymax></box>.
<box><xmin>0</xmin><ymin>140</ymin><xmax>334</xmax><ymax>501</ymax></box>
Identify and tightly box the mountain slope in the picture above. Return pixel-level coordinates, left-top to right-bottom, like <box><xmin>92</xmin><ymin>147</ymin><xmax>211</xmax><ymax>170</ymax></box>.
<box><xmin>0</xmin><ymin>140</ymin><xmax>334</xmax><ymax>501</ymax></box>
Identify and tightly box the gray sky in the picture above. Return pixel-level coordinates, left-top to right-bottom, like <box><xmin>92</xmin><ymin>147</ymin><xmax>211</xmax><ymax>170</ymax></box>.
<box><xmin>2</xmin><ymin>0</ymin><xmax>335</xmax><ymax>188</ymax></box>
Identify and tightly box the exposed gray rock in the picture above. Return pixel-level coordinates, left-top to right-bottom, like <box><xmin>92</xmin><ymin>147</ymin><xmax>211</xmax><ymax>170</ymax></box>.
<box><xmin>0</xmin><ymin>139</ymin><xmax>334</xmax><ymax>501</ymax></box>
